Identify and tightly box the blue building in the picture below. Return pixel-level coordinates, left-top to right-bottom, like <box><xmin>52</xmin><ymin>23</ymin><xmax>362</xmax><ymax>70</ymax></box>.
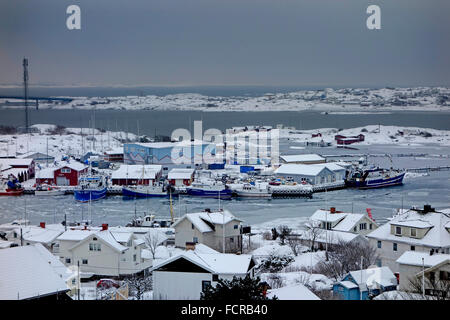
<box><xmin>124</xmin><ymin>141</ymin><xmax>216</xmax><ymax>168</ymax></box>
<box><xmin>333</xmin><ymin>267</ymin><xmax>397</xmax><ymax>300</ymax></box>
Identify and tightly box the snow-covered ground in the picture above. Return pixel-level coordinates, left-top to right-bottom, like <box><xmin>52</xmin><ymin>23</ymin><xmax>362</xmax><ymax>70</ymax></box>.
<box><xmin>1</xmin><ymin>87</ymin><xmax>449</xmax><ymax>112</ymax></box>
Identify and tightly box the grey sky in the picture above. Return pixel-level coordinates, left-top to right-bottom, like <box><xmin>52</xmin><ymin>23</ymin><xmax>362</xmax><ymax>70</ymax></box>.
<box><xmin>1</xmin><ymin>0</ymin><xmax>449</xmax><ymax>87</ymax></box>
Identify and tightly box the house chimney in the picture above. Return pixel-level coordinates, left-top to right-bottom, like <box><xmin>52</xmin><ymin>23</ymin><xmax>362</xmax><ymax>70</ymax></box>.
<box><xmin>101</xmin><ymin>224</ymin><xmax>108</xmax><ymax>231</ymax></box>
<box><xmin>205</xmin><ymin>208</ymin><xmax>211</xmax><ymax>213</ymax></box>
<box><xmin>39</xmin><ymin>222</ymin><xmax>46</xmax><ymax>228</ymax></box>
<box><xmin>330</xmin><ymin>207</ymin><xmax>336</xmax><ymax>214</ymax></box>
<box><xmin>185</xmin><ymin>242</ymin><xmax>196</xmax><ymax>251</ymax></box>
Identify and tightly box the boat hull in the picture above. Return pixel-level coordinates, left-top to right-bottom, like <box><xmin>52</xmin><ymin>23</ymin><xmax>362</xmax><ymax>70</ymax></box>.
<box><xmin>122</xmin><ymin>187</ymin><xmax>167</xmax><ymax>198</ymax></box>
<box><xmin>74</xmin><ymin>188</ymin><xmax>107</xmax><ymax>202</ymax></box>
<box><xmin>235</xmin><ymin>191</ymin><xmax>271</xmax><ymax>198</ymax></box>
<box><xmin>187</xmin><ymin>188</ymin><xmax>232</xmax><ymax>199</ymax></box>
<box><xmin>0</xmin><ymin>188</ymin><xmax>24</xmax><ymax>196</ymax></box>
<box><xmin>346</xmin><ymin>173</ymin><xmax>405</xmax><ymax>189</ymax></box>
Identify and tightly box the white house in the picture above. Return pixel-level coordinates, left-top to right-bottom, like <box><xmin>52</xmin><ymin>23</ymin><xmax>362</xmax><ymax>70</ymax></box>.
<box><xmin>5</xmin><ymin>222</ymin><xmax>64</xmax><ymax>251</ymax></box>
<box><xmin>111</xmin><ymin>164</ymin><xmax>163</xmax><ymax>185</ymax></box>
<box><xmin>275</xmin><ymin>164</ymin><xmax>336</xmax><ymax>185</ymax></box>
<box><xmin>151</xmin><ymin>248</ymin><xmax>256</xmax><ymax>300</ymax></box>
<box><xmin>310</xmin><ymin>207</ymin><xmax>378</xmax><ymax>236</ymax></box>
<box><xmin>0</xmin><ymin>244</ymin><xmax>71</xmax><ymax>300</ymax></box>
<box><xmin>366</xmin><ymin>206</ymin><xmax>450</xmax><ymax>273</ymax></box>
<box><xmin>172</xmin><ymin>209</ymin><xmax>243</xmax><ymax>253</ymax></box>
<box><xmin>56</xmin><ymin>224</ymin><xmax>151</xmax><ymax>277</ymax></box>
<box><xmin>167</xmin><ymin>168</ymin><xmax>195</xmax><ymax>186</ymax></box>
<box><xmin>396</xmin><ymin>251</ymin><xmax>450</xmax><ymax>295</ymax></box>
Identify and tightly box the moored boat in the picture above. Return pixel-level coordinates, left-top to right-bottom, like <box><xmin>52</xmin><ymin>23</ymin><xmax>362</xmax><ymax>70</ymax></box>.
<box><xmin>35</xmin><ymin>184</ymin><xmax>65</xmax><ymax>196</ymax></box>
<box><xmin>122</xmin><ymin>184</ymin><xmax>167</xmax><ymax>198</ymax></box>
<box><xmin>235</xmin><ymin>183</ymin><xmax>272</xmax><ymax>198</ymax></box>
<box><xmin>186</xmin><ymin>181</ymin><xmax>232</xmax><ymax>199</ymax></box>
<box><xmin>74</xmin><ymin>175</ymin><xmax>107</xmax><ymax>202</ymax></box>
<box><xmin>0</xmin><ymin>175</ymin><xmax>24</xmax><ymax>196</ymax></box>
<box><xmin>345</xmin><ymin>168</ymin><xmax>406</xmax><ymax>189</ymax></box>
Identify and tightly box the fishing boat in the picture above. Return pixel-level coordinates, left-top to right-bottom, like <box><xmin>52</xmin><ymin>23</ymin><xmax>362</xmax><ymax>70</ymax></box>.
<box><xmin>235</xmin><ymin>183</ymin><xmax>272</xmax><ymax>198</ymax></box>
<box><xmin>0</xmin><ymin>174</ymin><xmax>24</xmax><ymax>196</ymax></box>
<box><xmin>186</xmin><ymin>181</ymin><xmax>232</xmax><ymax>199</ymax></box>
<box><xmin>35</xmin><ymin>184</ymin><xmax>65</xmax><ymax>196</ymax></box>
<box><xmin>345</xmin><ymin>167</ymin><xmax>406</xmax><ymax>189</ymax></box>
<box><xmin>74</xmin><ymin>175</ymin><xmax>107</xmax><ymax>202</ymax></box>
<box><xmin>122</xmin><ymin>183</ymin><xmax>167</xmax><ymax>198</ymax></box>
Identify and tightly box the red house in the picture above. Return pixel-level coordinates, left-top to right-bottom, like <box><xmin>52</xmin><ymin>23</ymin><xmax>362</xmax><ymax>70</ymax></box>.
<box><xmin>36</xmin><ymin>162</ymin><xmax>88</xmax><ymax>186</ymax></box>
<box><xmin>0</xmin><ymin>158</ymin><xmax>35</xmax><ymax>181</ymax></box>
<box><xmin>335</xmin><ymin>134</ymin><xmax>365</xmax><ymax>145</ymax></box>
<box><xmin>167</xmin><ymin>168</ymin><xmax>195</xmax><ymax>186</ymax></box>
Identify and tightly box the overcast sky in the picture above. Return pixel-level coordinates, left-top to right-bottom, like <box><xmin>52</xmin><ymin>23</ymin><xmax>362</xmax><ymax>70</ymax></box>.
<box><xmin>1</xmin><ymin>0</ymin><xmax>449</xmax><ymax>87</ymax></box>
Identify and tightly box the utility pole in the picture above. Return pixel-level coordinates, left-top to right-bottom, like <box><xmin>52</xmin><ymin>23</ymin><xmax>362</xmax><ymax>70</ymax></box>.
<box><xmin>77</xmin><ymin>260</ymin><xmax>81</xmax><ymax>300</ymax></box>
<box><xmin>360</xmin><ymin>256</ymin><xmax>364</xmax><ymax>300</ymax></box>
<box><xmin>23</xmin><ymin>58</ymin><xmax>29</xmax><ymax>133</ymax></box>
<box><xmin>422</xmin><ymin>257</ymin><xmax>425</xmax><ymax>298</ymax></box>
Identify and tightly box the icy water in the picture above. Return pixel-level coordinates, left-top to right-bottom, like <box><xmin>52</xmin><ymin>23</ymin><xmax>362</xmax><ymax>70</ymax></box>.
<box><xmin>1</xmin><ymin>144</ymin><xmax>449</xmax><ymax>228</ymax></box>
<box><xmin>1</xmin><ymin>110</ymin><xmax>450</xmax><ymax>136</ymax></box>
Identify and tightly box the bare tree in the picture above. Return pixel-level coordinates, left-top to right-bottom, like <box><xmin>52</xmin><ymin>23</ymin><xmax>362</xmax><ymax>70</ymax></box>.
<box><xmin>315</xmin><ymin>239</ymin><xmax>378</xmax><ymax>281</ymax></box>
<box><xmin>277</xmin><ymin>225</ymin><xmax>292</xmax><ymax>245</ymax></box>
<box><xmin>125</xmin><ymin>275</ymin><xmax>153</xmax><ymax>300</ymax></box>
<box><xmin>406</xmin><ymin>275</ymin><xmax>450</xmax><ymax>300</ymax></box>
<box><xmin>144</xmin><ymin>231</ymin><xmax>164</xmax><ymax>259</ymax></box>
<box><xmin>287</xmin><ymin>235</ymin><xmax>302</xmax><ymax>256</ymax></box>
<box><xmin>303</xmin><ymin>221</ymin><xmax>323</xmax><ymax>252</ymax></box>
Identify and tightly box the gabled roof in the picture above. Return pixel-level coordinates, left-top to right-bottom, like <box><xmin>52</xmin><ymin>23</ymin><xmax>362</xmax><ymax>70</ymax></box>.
<box><xmin>396</xmin><ymin>251</ymin><xmax>450</xmax><ymax>268</ymax></box>
<box><xmin>151</xmin><ymin>250</ymin><xmax>254</xmax><ymax>275</ymax></box>
<box><xmin>58</xmin><ymin>229</ymin><xmax>128</xmax><ymax>253</ymax></box>
<box><xmin>367</xmin><ymin>208</ymin><xmax>450</xmax><ymax>247</ymax></box>
<box><xmin>310</xmin><ymin>209</ymin><xmax>348</xmax><ymax>223</ymax></box>
<box><xmin>111</xmin><ymin>164</ymin><xmax>162</xmax><ymax>179</ymax></box>
<box><xmin>172</xmin><ymin>210</ymin><xmax>241</xmax><ymax>233</ymax></box>
<box><xmin>0</xmin><ymin>244</ymin><xmax>69</xmax><ymax>300</ymax></box>
<box><xmin>168</xmin><ymin>168</ymin><xmax>195</xmax><ymax>180</ymax></box>
<box><xmin>348</xmin><ymin>267</ymin><xmax>397</xmax><ymax>290</ymax></box>
<box><xmin>15</xmin><ymin>226</ymin><xmax>63</xmax><ymax>245</ymax></box>
<box><xmin>267</xmin><ymin>284</ymin><xmax>320</xmax><ymax>300</ymax></box>
<box><xmin>36</xmin><ymin>168</ymin><xmax>56</xmax><ymax>179</ymax></box>
<box><xmin>280</xmin><ymin>154</ymin><xmax>325</xmax><ymax>163</ymax></box>
<box><xmin>275</xmin><ymin>164</ymin><xmax>331</xmax><ymax>176</ymax></box>
<box><xmin>333</xmin><ymin>214</ymin><xmax>367</xmax><ymax>232</ymax></box>
<box><xmin>60</xmin><ymin>161</ymin><xmax>87</xmax><ymax>172</ymax></box>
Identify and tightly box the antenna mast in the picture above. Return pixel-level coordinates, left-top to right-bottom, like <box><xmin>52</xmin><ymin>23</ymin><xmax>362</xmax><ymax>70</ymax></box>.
<box><xmin>23</xmin><ymin>58</ymin><xmax>29</xmax><ymax>133</ymax></box>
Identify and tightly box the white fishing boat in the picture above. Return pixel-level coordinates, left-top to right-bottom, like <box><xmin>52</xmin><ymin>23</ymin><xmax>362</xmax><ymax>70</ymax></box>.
<box><xmin>235</xmin><ymin>183</ymin><xmax>272</xmax><ymax>198</ymax></box>
<box><xmin>35</xmin><ymin>184</ymin><xmax>65</xmax><ymax>196</ymax></box>
<box><xmin>123</xmin><ymin>183</ymin><xmax>167</xmax><ymax>197</ymax></box>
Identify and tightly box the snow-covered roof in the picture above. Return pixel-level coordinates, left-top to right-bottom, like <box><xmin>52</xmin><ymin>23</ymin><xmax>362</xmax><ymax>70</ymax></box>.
<box><xmin>57</xmin><ymin>229</ymin><xmax>96</xmax><ymax>241</ymax></box>
<box><xmin>59</xmin><ymin>229</ymin><xmax>129</xmax><ymax>253</ymax></box>
<box><xmin>319</xmin><ymin>163</ymin><xmax>346</xmax><ymax>172</ymax></box>
<box><xmin>280</xmin><ymin>154</ymin><xmax>324</xmax><ymax>163</ymax></box>
<box><xmin>36</xmin><ymin>167</ymin><xmax>55</xmax><ymax>179</ymax></box>
<box><xmin>338</xmin><ymin>280</ymin><xmax>359</xmax><ymax>289</ymax></box>
<box><xmin>111</xmin><ymin>231</ymin><xmax>133</xmax><ymax>244</ymax></box>
<box><xmin>172</xmin><ymin>210</ymin><xmax>241</xmax><ymax>233</ymax></box>
<box><xmin>267</xmin><ymin>284</ymin><xmax>320</xmax><ymax>300</ymax></box>
<box><xmin>0</xmin><ymin>158</ymin><xmax>34</xmax><ymax>167</ymax></box>
<box><xmin>367</xmin><ymin>208</ymin><xmax>450</xmax><ymax>248</ymax></box>
<box><xmin>111</xmin><ymin>164</ymin><xmax>162</xmax><ymax>180</ymax></box>
<box><xmin>58</xmin><ymin>161</ymin><xmax>87</xmax><ymax>172</ymax></box>
<box><xmin>396</xmin><ymin>251</ymin><xmax>450</xmax><ymax>268</ymax></box>
<box><xmin>299</xmin><ymin>228</ymin><xmax>363</xmax><ymax>245</ymax></box>
<box><xmin>168</xmin><ymin>168</ymin><xmax>195</xmax><ymax>180</ymax></box>
<box><xmin>95</xmin><ymin>230</ymin><xmax>129</xmax><ymax>252</ymax></box>
<box><xmin>16</xmin><ymin>225</ymin><xmax>63</xmax><ymax>244</ymax></box>
<box><xmin>0</xmin><ymin>244</ymin><xmax>69</xmax><ymax>300</ymax></box>
<box><xmin>193</xmin><ymin>243</ymin><xmax>220</xmax><ymax>254</ymax></box>
<box><xmin>104</xmin><ymin>147</ymin><xmax>123</xmax><ymax>155</ymax></box>
<box><xmin>349</xmin><ymin>266</ymin><xmax>397</xmax><ymax>290</ymax></box>
<box><xmin>151</xmin><ymin>250</ymin><xmax>254</xmax><ymax>275</ymax></box>
<box><xmin>391</xmin><ymin>220</ymin><xmax>433</xmax><ymax>229</ymax></box>
<box><xmin>333</xmin><ymin>214</ymin><xmax>366</xmax><ymax>232</ymax></box>
<box><xmin>1</xmin><ymin>167</ymin><xmax>28</xmax><ymax>178</ymax></box>
<box><xmin>310</xmin><ymin>209</ymin><xmax>348</xmax><ymax>223</ymax></box>
<box><xmin>275</xmin><ymin>164</ymin><xmax>329</xmax><ymax>176</ymax></box>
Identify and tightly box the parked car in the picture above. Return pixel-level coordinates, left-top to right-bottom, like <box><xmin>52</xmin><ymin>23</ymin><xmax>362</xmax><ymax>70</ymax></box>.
<box><xmin>96</xmin><ymin>279</ymin><xmax>120</xmax><ymax>289</ymax></box>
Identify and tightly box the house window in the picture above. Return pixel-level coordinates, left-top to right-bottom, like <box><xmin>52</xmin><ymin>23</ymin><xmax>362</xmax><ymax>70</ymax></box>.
<box><xmin>395</xmin><ymin>226</ymin><xmax>402</xmax><ymax>235</ymax></box>
<box><xmin>410</xmin><ymin>228</ymin><xmax>417</xmax><ymax>237</ymax></box>
<box><xmin>377</xmin><ymin>241</ymin><xmax>382</xmax><ymax>249</ymax></box>
<box><xmin>193</xmin><ymin>237</ymin><xmax>198</xmax><ymax>243</ymax></box>
<box><xmin>354</xmin><ymin>226</ymin><xmax>357</xmax><ymax>232</ymax></box>
<box><xmin>369</xmin><ymin>224</ymin><xmax>373</xmax><ymax>230</ymax></box>
<box><xmin>82</xmin><ymin>259</ymin><xmax>88</xmax><ymax>265</ymax></box>
<box><xmin>212</xmin><ymin>274</ymin><xmax>219</xmax><ymax>281</ymax></box>
<box><xmin>202</xmin><ymin>280</ymin><xmax>211</xmax><ymax>292</ymax></box>
<box><xmin>89</xmin><ymin>243</ymin><xmax>101</xmax><ymax>251</ymax></box>
<box><xmin>376</xmin><ymin>259</ymin><xmax>382</xmax><ymax>267</ymax></box>
<box><xmin>234</xmin><ymin>225</ymin><xmax>238</xmax><ymax>229</ymax></box>
<box><xmin>360</xmin><ymin>223</ymin><xmax>367</xmax><ymax>230</ymax></box>
<box><xmin>230</xmin><ymin>237</ymin><xmax>234</xmax><ymax>243</ymax></box>
<box><xmin>191</xmin><ymin>223</ymin><xmax>195</xmax><ymax>229</ymax></box>
<box><xmin>133</xmin><ymin>254</ymin><xmax>137</xmax><ymax>262</ymax></box>
<box><xmin>410</xmin><ymin>245</ymin><xmax>415</xmax><ymax>251</ymax></box>
<box><xmin>326</xmin><ymin>222</ymin><xmax>332</xmax><ymax>230</ymax></box>
<box><xmin>393</xmin><ymin>243</ymin><xmax>398</xmax><ymax>251</ymax></box>
<box><xmin>13</xmin><ymin>232</ymin><xmax>17</xmax><ymax>238</ymax></box>
<box><xmin>65</xmin><ymin>258</ymin><xmax>71</xmax><ymax>264</ymax></box>
<box><xmin>61</xmin><ymin>168</ymin><xmax>71</xmax><ymax>173</ymax></box>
